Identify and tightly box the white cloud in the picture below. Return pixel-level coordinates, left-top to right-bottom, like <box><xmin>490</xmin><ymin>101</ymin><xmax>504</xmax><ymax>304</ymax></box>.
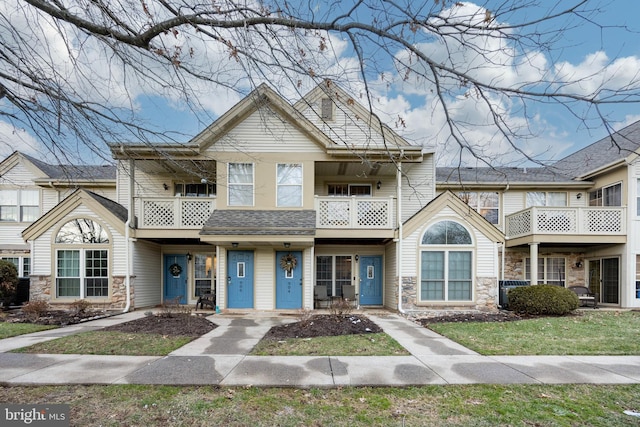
<box><xmin>0</xmin><ymin>121</ymin><xmax>43</xmax><ymax>158</ymax></box>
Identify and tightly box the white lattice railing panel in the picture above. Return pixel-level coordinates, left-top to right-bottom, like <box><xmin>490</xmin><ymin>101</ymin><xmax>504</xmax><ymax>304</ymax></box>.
<box><xmin>506</xmin><ymin>206</ymin><xmax>625</xmax><ymax>238</ymax></box>
<box><xmin>505</xmin><ymin>210</ymin><xmax>532</xmax><ymax>237</ymax></box>
<box><xmin>357</xmin><ymin>200</ymin><xmax>389</xmax><ymax>227</ymax></box>
<box><xmin>535</xmin><ymin>209</ymin><xmax>577</xmax><ymax>233</ymax></box>
<box><xmin>585</xmin><ymin>209</ymin><xmax>623</xmax><ymax>233</ymax></box>
<box><xmin>142</xmin><ymin>199</ymin><xmax>175</xmax><ymax>227</ymax></box>
<box><xmin>181</xmin><ymin>199</ymin><xmax>214</xmax><ymax>227</ymax></box>
<box><xmin>316</xmin><ymin>196</ymin><xmax>393</xmax><ymax>229</ymax></box>
<box><xmin>139</xmin><ymin>197</ymin><xmax>215</xmax><ymax>229</ymax></box>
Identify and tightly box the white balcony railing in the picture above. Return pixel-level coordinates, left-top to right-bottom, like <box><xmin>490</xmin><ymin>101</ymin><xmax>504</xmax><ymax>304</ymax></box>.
<box><xmin>315</xmin><ymin>196</ymin><xmax>395</xmax><ymax>229</ymax></box>
<box><xmin>505</xmin><ymin>206</ymin><xmax>626</xmax><ymax>239</ymax></box>
<box><xmin>137</xmin><ymin>197</ymin><xmax>215</xmax><ymax>229</ymax></box>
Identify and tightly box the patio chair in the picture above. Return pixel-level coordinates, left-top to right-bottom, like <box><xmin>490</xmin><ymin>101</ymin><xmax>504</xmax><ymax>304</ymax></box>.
<box><xmin>568</xmin><ymin>286</ymin><xmax>598</xmax><ymax>308</ymax></box>
<box><xmin>342</xmin><ymin>285</ymin><xmax>359</xmax><ymax>309</ymax></box>
<box><xmin>196</xmin><ymin>291</ymin><xmax>216</xmax><ymax>311</ymax></box>
<box><xmin>314</xmin><ymin>285</ymin><xmax>330</xmax><ymax>309</ymax></box>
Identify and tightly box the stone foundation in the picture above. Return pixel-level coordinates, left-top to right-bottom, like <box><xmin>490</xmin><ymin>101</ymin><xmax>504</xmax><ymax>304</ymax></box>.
<box><xmin>503</xmin><ymin>250</ymin><xmax>585</xmax><ymax>286</ymax></box>
<box><xmin>397</xmin><ymin>275</ymin><xmax>498</xmax><ymax>313</ymax></box>
<box><xmin>27</xmin><ymin>275</ymin><xmax>134</xmax><ymax>310</ymax></box>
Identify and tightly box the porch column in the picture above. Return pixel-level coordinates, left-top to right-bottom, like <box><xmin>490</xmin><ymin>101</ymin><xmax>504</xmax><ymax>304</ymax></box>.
<box><xmin>529</xmin><ymin>243</ymin><xmax>539</xmax><ymax>285</ymax></box>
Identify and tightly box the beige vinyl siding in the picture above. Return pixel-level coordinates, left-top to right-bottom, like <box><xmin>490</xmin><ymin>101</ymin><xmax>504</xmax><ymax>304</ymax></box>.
<box><xmin>0</xmin><ymin>161</ymin><xmax>35</xmax><ymax>186</ymax></box>
<box><xmin>211</xmin><ymin>109</ymin><xmax>326</xmax><ymax>154</ymax></box>
<box><xmin>302</xmin><ymin>248</ymin><xmax>313</xmax><ymax>309</ymax></box>
<box><xmin>384</xmin><ymin>241</ymin><xmax>398</xmax><ymax>310</ymax></box>
<box><xmin>475</xmin><ymin>230</ymin><xmax>498</xmax><ymax>277</ymax></box>
<box><xmin>116</xmin><ymin>161</ymin><xmax>130</xmax><ymax>208</ymax></box>
<box><xmin>502</xmin><ymin>191</ymin><xmax>524</xmax><ymax>217</ymax></box>
<box><xmin>217</xmin><ymin>248</ymin><xmax>227</xmax><ymax>309</ymax></box>
<box><xmin>132</xmin><ymin>169</ymin><xmax>170</xmax><ymax>198</ymax></box>
<box><xmin>132</xmin><ymin>240</ymin><xmax>162</xmax><ymax>308</ymax></box>
<box><xmin>401</xmin><ymin>159</ymin><xmax>435</xmax><ymax>222</ymax></box>
<box><xmin>0</xmin><ymin>225</ymin><xmax>28</xmax><ymax>247</ymax></box>
<box><xmin>41</xmin><ymin>188</ymin><xmax>61</xmax><ymax>213</ymax></box>
<box><xmin>299</xmin><ymin>101</ymin><xmax>392</xmax><ymax>150</ymax></box>
<box><xmin>254</xmin><ymin>248</ymin><xmax>274</xmax><ymax>310</ymax></box>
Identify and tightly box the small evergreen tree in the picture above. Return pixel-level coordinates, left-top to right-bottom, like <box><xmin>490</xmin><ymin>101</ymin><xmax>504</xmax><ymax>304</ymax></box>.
<box><xmin>0</xmin><ymin>260</ymin><xmax>19</xmax><ymax>307</ymax></box>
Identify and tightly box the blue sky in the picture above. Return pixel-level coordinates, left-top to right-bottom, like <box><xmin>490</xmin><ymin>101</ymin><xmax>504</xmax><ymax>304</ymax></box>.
<box><xmin>1</xmin><ymin>0</ymin><xmax>640</xmax><ymax>167</ymax></box>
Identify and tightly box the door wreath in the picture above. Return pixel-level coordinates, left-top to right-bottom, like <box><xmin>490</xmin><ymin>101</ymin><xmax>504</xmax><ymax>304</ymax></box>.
<box><xmin>280</xmin><ymin>252</ymin><xmax>297</xmax><ymax>273</ymax></box>
<box><xmin>169</xmin><ymin>263</ymin><xmax>182</xmax><ymax>277</ymax></box>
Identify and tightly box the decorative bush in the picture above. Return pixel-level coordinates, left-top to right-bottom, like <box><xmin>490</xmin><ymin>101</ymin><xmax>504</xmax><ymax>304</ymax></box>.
<box><xmin>0</xmin><ymin>260</ymin><xmax>18</xmax><ymax>307</ymax></box>
<box><xmin>508</xmin><ymin>284</ymin><xmax>579</xmax><ymax>316</ymax></box>
<box><xmin>22</xmin><ymin>299</ymin><xmax>50</xmax><ymax>322</ymax></box>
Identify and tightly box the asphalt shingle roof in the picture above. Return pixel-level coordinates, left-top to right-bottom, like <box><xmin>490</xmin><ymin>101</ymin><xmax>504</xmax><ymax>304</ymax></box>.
<box><xmin>436</xmin><ymin>167</ymin><xmax>575</xmax><ymax>185</ymax></box>
<box><xmin>201</xmin><ymin>210</ymin><xmax>316</xmax><ymax>235</ymax></box>
<box><xmin>550</xmin><ymin>120</ymin><xmax>640</xmax><ymax>177</ymax></box>
<box><xmin>85</xmin><ymin>191</ymin><xmax>129</xmax><ymax>223</ymax></box>
<box><xmin>22</xmin><ymin>153</ymin><xmax>116</xmax><ymax>180</ymax></box>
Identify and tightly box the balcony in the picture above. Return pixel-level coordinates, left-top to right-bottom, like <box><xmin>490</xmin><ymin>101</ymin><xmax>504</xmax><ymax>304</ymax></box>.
<box><xmin>505</xmin><ymin>206</ymin><xmax>626</xmax><ymax>245</ymax></box>
<box><xmin>315</xmin><ymin>196</ymin><xmax>395</xmax><ymax>229</ymax></box>
<box><xmin>137</xmin><ymin>197</ymin><xmax>215</xmax><ymax>229</ymax></box>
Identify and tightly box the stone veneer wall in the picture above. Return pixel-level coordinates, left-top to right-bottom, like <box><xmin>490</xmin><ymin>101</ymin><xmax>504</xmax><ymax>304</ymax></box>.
<box><xmin>29</xmin><ymin>275</ymin><xmax>134</xmax><ymax>310</ymax></box>
<box><xmin>398</xmin><ymin>275</ymin><xmax>498</xmax><ymax>313</ymax></box>
<box><xmin>503</xmin><ymin>251</ymin><xmax>585</xmax><ymax>287</ymax></box>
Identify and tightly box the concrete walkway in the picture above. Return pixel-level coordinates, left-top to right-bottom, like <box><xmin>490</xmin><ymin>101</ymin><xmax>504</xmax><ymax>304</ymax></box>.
<box><xmin>1</xmin><ymin>310</ymin><xmax>639</xmax><ymax>387</ymax></box>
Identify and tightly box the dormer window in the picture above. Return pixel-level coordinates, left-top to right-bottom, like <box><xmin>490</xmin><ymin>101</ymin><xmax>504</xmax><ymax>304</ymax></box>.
<box><xmin>321</xmin><ymin>98</ymin><xmax>333</xmax><ymax>120</ymax></box>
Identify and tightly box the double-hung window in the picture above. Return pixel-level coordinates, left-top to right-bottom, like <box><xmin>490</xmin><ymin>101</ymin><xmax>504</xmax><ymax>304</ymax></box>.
<box><xmin>0</xmin><ymin>189</ymin><xmax>39</xmax><ymax>222</ymax></box>
<box><xmin>526</xmin><ymin>192</ymin><xmax>567</xmax><ymax>207</ymax></box>
<box><xmin>457</xmin><ymin>192</ymin><xmax>499</xmax><ymax>224</ymax></box>
<box><xmin>55</xmin><ymin>218</ymin><xmax>110</xmax><ymax>298</ymax></box>
<box><xmin>420</xmin><ymin>221</ymin><xmax>473</xmax><ymax>302</ymax></box>
<box><xmin>589</xmin><ymin>183</ymin><xmax>621</xmax><ymax>207</ymax></box>
<box><xmin>277</xmin><ymin>164</ymin><xmax>302</xmax><ymax>207</ymax></box>
<box><xmin>228</xmin><ymin>163</ymin><xmax>254</xmax><ymax>206</ymax></box>
<box><xmin>525</xmin><ymin>257</ymin><xmax>565</xmax><ymax>286</ymax></box>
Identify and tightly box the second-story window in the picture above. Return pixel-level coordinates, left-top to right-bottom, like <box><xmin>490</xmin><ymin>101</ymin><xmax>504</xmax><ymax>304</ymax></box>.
<box><xmin>0</xmin><ymin>189</ymin><xmax>39</xmax><ymax>222</ymax></box>
<box><xmin>589</xmin><ymin>183</ymin><xmax>621</xmax><ymax>207</ymax></box>
<box><xmin>457</xmin><ymin>192</ymin><xmax>499</xmax><ymax>224</ymax></box>
<box><xmin>174</xmin><ymin>183</ymin><xmax>216</xmax><ymax>197</ymax></box>
<box><xmin>328</xmin><ymin>184</ymin><xmax>372</xmax><ymax>197</ymax></box>
<box><xmin>526</xmin><ymin>192</ymin><xmax>566</xmax><ymax>207</ymax></box>
<box><xmin>277</xmin><ymin>164</ymin><xmax>302</xmax><ymax>207</ymax></box>
<box><xmin>228</xmin><ymin>163</ymin><xmax>254</xmax><ymax>206</ymax></box>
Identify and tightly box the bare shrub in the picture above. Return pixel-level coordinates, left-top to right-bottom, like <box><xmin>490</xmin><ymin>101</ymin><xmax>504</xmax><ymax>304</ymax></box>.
<box><xmin>329</xmin><ymin>298</ymin><xmax>354</xmax><ymax>317</ymax></box>
<box><xmin>69</xmin><ymin>299</ymin><xmax>92</xmax><ymax>315</ymax></box>
<box><xmin>296</xmin><ymin>307</ymin><xmax>314</xmax><ymax>327</ymax></box>
<box><xmin>22</xmin><ymin>299</ymin><xmax>50</xmax><ymax>322</ymax></box>
<box><xmin>158</xmin><ymin>296</ymin><xmax>192</xmax><ymax>318</ymax></box>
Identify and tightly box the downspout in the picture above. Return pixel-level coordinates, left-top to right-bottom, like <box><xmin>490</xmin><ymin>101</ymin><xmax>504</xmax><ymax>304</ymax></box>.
<box><xmin>397</xmin><ymin>160</ymin><xmax>405</xmax><ymax>314</ymax></box>
<box><xmin>122</xmin><ymin>158</ymin><xmax>135</xmax><ymax>313</ymax></box>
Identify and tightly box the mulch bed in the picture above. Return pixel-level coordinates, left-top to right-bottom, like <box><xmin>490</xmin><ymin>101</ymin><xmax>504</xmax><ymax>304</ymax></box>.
<box><xmin>1</xmin><ymin>310</ymin><xmax>110</xmax><ymax>326</ymax></box>
<box><xmin>414</xmin><ymin>311</ymin><xmax>525</xmax><ymax>326</ymax></box>
<box><xmin>262</xmin><ymin>314</ymin><xmax>382</xmax><ymax>340</ymax></box>
<box><xmin>103</xmin><ymin>314</ymin><xmax>217</xmax><ymax>337</ymax></box>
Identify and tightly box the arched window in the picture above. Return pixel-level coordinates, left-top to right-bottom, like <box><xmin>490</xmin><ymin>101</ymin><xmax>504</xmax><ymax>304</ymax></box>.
<box><xmin>420</xmin><ymin>221</ymin><xmax>473</xmax><ymax>302</ymax></box>
<box><xmin>55</xmin><ymin>218</ymin><xmax>110</xmax><ymax>299</ymax></box>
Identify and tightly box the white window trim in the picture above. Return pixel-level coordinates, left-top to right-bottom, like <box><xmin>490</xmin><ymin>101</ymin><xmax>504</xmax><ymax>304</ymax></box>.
<box><xmin>418</xmin><ymin>220</ymin><xmax>475</xmax><ymax>303</ymax></box>
<box><xmin>276</xmin><ymin>163</ymin><xmax>303</xmax><ymax>207</ymax></box>
<box><xmin>55</xmin><ymin>248</ymin><xmax>110</xmax><ymax>299</ymax></box>
<box><xmin>227</xmin><ymin>162</ymin><xmax>255</xmax><ymax>207</ymax></box>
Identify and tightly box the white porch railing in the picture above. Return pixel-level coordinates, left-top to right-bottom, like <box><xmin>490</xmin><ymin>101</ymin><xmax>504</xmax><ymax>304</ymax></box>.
<box><xmin>505</xmin><ymin>206</ymin><xmax>626</xmax><ymax>238</ymax></box>
<box><xmin>137</xmin><ymin>197</ymin><xmax>215</xmax><ymax>229</ymax></box>
<box><xmin>315</xmin><ymin>196</ymin><xmax>395</xmax><ymax>229</ymax></box>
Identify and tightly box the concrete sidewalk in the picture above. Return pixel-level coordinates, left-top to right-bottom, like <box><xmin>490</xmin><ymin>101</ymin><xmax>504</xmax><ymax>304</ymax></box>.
<box><xmin>1</xmin><ymin>310</ymin><xmax>639</xmax><ymax>387</ymax></box>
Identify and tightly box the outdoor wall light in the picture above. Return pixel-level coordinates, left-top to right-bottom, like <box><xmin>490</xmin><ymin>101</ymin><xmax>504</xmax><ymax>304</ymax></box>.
<box><xmin>376</xmin><ymin>180</ymin><xmax>382</xmax><ymax>190</ymax></box>
<box><xmin>163</xmin><ymin>183</ymin><xmax>169</xmax><ymax>190</ymax></box>
<box><xmin>186</xmin><ymin>252</ymin><xmax>192</xmax><ymax>261</ymax></box>
<box><xmin>284</xmin><ymin>242</ymin><xmax>291</xmax><ymax>248</ymax></box>
<box><xmin>576</xmin><ymin>193</ymin><xmax>582</xmax><ymax>199</ymax></box>
<box><xmin>232</xmin><ymin>242</ymin><xmax>239</xmax><ymax>248</ymax></box>
<box><xmin>355</xmin><ymin>254</ymin><xmax>359</xmax><ymax>262</ymax></box>
<box><xmin>575</xmin><ymin>261</ymin><xmax>583</xmax><ymax>268</ymax></box>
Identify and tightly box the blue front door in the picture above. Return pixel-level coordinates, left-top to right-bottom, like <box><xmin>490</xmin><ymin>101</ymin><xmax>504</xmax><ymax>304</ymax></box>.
<box><xmin>359</xmin><ymin>255</ymin><xmax>383</xmax><ymax>305</ymax></box>
<box><xmin>164</xmin><ymin>254</ymin><xmax>187</xmax><ymax>304</ymax></box>
<box><xmin>227</xmin><ymin>250</ymin><xmax>254</xmax><ymax>308</ymax></box>
<box><xmin>276</xmin><ymin>251</ymin><xmax>303</xmax><ymax>309</ymax></box>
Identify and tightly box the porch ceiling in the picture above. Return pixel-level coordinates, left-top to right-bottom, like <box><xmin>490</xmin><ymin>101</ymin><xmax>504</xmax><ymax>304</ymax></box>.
<box><xmin>314</xmin><ymin>161</ymin><xmax>398</xmax><ymax>177</ymax></box>
<box><xmin>134</xmin><ymin>159</ymin><xmax>217</xmax><ymax>179</ymax></box>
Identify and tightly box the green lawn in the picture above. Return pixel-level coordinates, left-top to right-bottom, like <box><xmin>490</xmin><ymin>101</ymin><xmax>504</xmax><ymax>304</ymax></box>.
<box><xmin>427</xmin><ymin>311</ymin><xmax>640</xmax><ymax>355</ymax></box>
<box><xmin>250</xmin><ymin>332</ymin><xmax>409</xmax><ymax>356</ymax></box>
<box><xmin>12</xmin><ymin>331</ymin><xmax>194</xmax><ymax>356</ymax></box>
<box><xmin>0</xmin><ymin>322</ymin><xmax>56</xmax><ymax>339</ymax></box>
<box><xmin>1</xmin><ymin>384</ymin><xmax>639</xmax><ymax>426</ymax></box>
